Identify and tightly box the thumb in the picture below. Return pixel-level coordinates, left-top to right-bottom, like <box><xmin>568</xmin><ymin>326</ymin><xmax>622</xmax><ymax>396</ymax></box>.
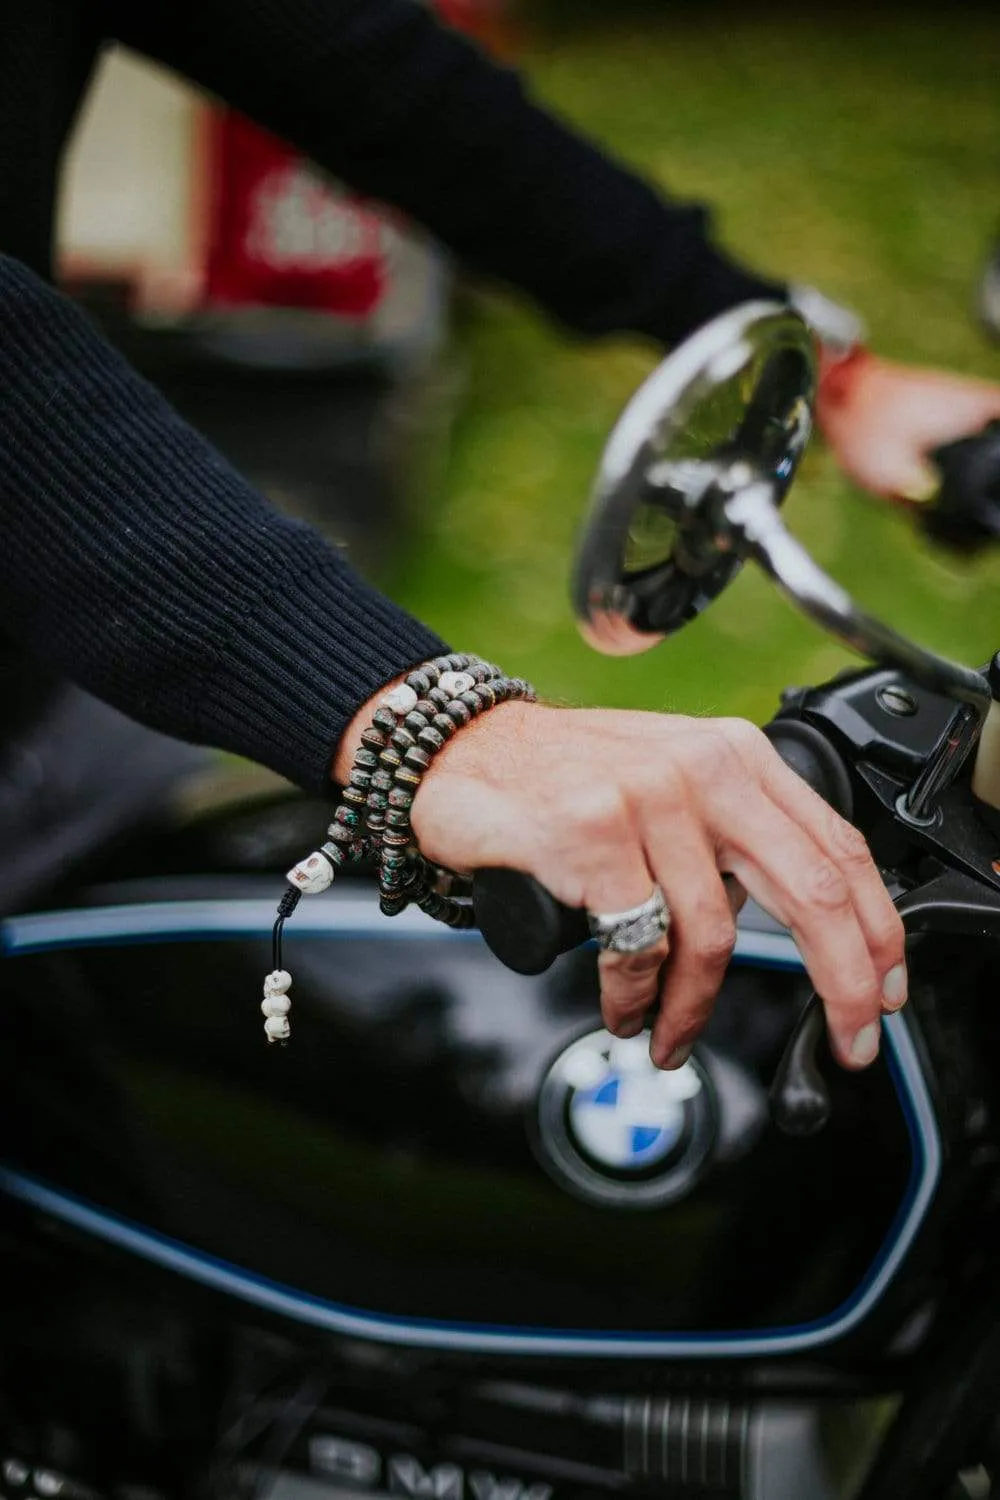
<box><xmin>895</xmin><ymin>455</ymin><xmax>940</xmax><ymax>506</ymax></box>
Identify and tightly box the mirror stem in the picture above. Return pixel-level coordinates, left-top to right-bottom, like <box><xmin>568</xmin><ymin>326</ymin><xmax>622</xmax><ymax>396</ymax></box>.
<box><xmin>723</xmin><ymin>484</ymin><xmax>992</xmax><ymax>726</ymax></box>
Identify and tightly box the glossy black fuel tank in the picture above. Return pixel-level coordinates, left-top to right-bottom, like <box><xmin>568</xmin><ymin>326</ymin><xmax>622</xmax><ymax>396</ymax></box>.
<box><xmin>0</xmin><ymin>875</ymin><xmax>934</xmax><ymax>1362</ymax></box>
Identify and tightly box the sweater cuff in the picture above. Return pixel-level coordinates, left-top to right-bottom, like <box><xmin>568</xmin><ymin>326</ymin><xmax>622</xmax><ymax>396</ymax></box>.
<box><xmin>237</xmin><ymin>543</ymin><xmax>450</xmax><ymax>797</ymax></box>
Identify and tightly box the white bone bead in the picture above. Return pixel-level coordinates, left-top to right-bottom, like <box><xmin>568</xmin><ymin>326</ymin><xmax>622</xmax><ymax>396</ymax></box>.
<box><xmin>438</xmin><ymin>670</ymin><xmax>475</xmax><ymax>697</ymax></box>
<box><xmin>286</xmin><ymin>851</ymin><xmax>334</xmax><ymax>894</ymax></box>
<box><xmin>264</xmin><ymin>1014</ymin><xmax>290</xmax><ymax>1042</ymax></box>
<box><xmin>263</xmin><ymin>969</ymin><xmax>292</xmax><ymax>994</ymax></box>
<box><xmin>382</xmin><ymin>683</ymin><xmax>418</xmax><ymax>715</ymax></box>
<box><xmin>261</xmin><ymin>993</ymin><xmax>291</xmax><ymax>1017</ymax></box>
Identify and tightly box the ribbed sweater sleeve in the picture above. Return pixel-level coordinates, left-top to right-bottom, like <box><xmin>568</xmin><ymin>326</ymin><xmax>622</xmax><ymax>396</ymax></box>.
<box><xmin>106</xmin><ymin>0</ymin><xmax>785</xmax><ymax>348</ymax></box>
<box><xmin>0</xmin><ymin>255</ymin><xmax>447</xmax><ymax>794</ymax></box>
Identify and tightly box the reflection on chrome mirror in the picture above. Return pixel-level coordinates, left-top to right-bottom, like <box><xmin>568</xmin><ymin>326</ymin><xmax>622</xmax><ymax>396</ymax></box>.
<box><xmin>573</xmin><ymin>301</ymin><xmax>991</xmax><ymax>743</ymax></box>
<box><xmin>572</xmin><ymin>301</ymin><xmax>816</xmax><ymax>655</ymax></box>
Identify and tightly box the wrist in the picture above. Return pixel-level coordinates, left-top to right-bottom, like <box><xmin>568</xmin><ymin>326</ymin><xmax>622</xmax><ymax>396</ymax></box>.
<box><xmin>322</xmin><ymin>656</ymin><xmax>538</xmax><ymax>908</ymax></box>
<box><xmin>816</xmin><ymin>344</ymin><xmax>873</xmax><ymax>417</ymax></box>
<box><xmin>410</xmin><ymin>696</ymin><xmax>542</xmax><ymax>864</ymax></box>
<box><xmin>331</xmin><ymin>674</ymin><xmax>409</xmax><ymax>787</ymax></box>
<box><xmin>333</xmin><ymin>671</ymin><xmax>543</xmax><ymax>791</ymax></box>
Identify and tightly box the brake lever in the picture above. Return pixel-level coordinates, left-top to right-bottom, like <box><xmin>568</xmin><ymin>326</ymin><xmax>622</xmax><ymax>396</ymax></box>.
<box><xmin>770</xmin><ymin>869</ymin><xmax>1000</xmax><ymax>1136</ymax></box>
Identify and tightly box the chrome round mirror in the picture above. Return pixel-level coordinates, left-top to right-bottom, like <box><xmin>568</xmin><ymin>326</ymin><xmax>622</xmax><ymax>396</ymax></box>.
<box><xmin>572</xmin><ymin>301</ymin><xmax>816</xmax><ymax>654</ymax></box>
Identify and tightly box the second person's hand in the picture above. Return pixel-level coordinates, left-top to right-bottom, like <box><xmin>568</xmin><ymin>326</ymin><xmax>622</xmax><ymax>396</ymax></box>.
<box><xmin>818</xmin><ymin>349</ymin><xmax>1000</xmax><ymax>503</ymax></box>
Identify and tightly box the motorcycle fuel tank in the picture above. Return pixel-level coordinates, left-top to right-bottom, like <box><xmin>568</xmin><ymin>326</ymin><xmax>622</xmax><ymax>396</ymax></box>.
<box><xmin>0</xmin><ymin>875</ymin><xmax>934</xmax><ymax>1367</ymax></box>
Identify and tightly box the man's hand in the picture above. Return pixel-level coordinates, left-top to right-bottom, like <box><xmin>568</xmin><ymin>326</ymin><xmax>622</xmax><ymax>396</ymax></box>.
<box><xmin>395</xmin><ymin>701</ymin><xmax>907</xmax><ymax>1072</ymax></box>
<box><xmin>817</xmin><ymin>349</ymin><xmax>1000</xmax><ymax>503</ymax></box>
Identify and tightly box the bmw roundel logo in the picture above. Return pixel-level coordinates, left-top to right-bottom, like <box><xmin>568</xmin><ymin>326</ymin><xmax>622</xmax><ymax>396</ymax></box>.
<box><xmin>533</xmin><ymin>1030</ymin><xmax>716</xmax><ymax>1209</ymax></box>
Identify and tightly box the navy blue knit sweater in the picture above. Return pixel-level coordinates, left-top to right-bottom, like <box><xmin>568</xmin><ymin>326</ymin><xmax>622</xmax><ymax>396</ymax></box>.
<box><xmin>0</xmin><ymin>0</ymin><xmax>783</xmax><ymax>793</ymax></box>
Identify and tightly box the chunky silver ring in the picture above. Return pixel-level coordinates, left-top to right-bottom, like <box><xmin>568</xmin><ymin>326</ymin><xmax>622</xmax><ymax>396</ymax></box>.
<box><xmin>587</xmin><ymin>885</ymin><xmax>670</xmax><ymax>954</ymax></box>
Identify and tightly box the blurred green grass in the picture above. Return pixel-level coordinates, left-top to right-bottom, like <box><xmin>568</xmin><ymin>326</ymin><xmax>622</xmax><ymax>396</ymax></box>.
<box><xmin>389</xmin><ymin>4</ymin><xmax>1000</xmax><ymax>725</ymax></box>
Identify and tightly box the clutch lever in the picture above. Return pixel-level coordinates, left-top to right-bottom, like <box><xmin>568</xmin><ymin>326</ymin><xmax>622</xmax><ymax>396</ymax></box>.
<box><xmin>770</xmin><ymin>869</ymin><xmax>1000</xmax><ymax>1136</ymax></box>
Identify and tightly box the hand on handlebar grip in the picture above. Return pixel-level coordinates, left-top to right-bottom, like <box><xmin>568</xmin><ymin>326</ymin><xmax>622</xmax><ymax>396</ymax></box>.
<box><xmin>816</xmin><ymin>351</ymin><xmax>1000</xmax><ymax>505</ymax></box>
<box><xmin>417</xmin><ymin>708</ymin><xmax>903</xmax><ymax>1073</ymax></box>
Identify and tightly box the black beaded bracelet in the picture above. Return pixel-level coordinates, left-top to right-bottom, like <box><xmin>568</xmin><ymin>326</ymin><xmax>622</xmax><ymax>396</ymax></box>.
<box><xmin>260</xmin><ymin>654</ymin><xmax>536</xmax><ymax>1044</ymax></box>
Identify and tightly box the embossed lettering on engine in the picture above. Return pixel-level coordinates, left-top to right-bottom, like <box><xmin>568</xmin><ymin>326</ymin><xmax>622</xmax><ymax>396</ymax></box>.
<box><xmin>309</xmin><ymin>1434</ymin><xmax>554</xmax><ymax>1500</ymax></box>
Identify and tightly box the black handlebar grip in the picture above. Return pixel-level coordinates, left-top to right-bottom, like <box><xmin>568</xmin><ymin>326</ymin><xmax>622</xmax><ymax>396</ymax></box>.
<box><xmin>924</xmin><ymin>419</ymin><xmax>1000</xmax><ymax>552</ymax></box>
<box><xmin>472</xmin><ymin>868</ymin><xmax>590</xmax><ymax>975</ymax></box>
<box><xmin>763</xmin><ymin>718</ymin><xmax>853</xmax><ymax>819</ymax></box>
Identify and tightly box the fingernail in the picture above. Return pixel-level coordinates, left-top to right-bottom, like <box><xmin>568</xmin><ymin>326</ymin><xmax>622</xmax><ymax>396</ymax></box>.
<box><xmin>849</xmin><ymin>1022</ymin><xmax>881</xmax><ymax>1069</ymax></box>
<box><xmin>899</xmin><ymin>462</ymin><xmax>939</xmax><ymax>505</ymax></box>
<box><xmin>613</xmin><ymin>1018</ymin><xmax>644</xmax><ymax>1039</ymax></box>
<box><xmin>660</xmin><ymin>1043</ymin><xmax>692</xmax><ymax>1071</ymax></box>
<box><xmin>882</xmin><ymin>963</ymin><xmax>908</xmax><ymax>1012</ymax></box>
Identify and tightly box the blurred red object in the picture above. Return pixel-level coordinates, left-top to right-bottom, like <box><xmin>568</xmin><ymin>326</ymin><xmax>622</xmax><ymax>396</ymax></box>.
<box><xmin>203</xmin><ymin>114</ymin><xmax>385</xmax><ymax>317</ymax></box>
<box><xmin>202</xmin><ymin>0</ymin><xmax>515</xmax><ymax>320</ymax></box>
<box><xmin>434</xmin><ymin>0</ymin><xmax>518</xmax><ymax>52</ymax></box>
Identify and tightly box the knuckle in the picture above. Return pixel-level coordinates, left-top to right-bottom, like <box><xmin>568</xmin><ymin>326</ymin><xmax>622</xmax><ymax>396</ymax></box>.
<box><xmin>830</xmin><ymin>968</ymin><xmax>881</xmax><ymax>1017</ymax></box>
<box><xmin>632</xmin><ymin>758</ymin><xmax>685</xmax><ymax>811</ymax></box>
<box><xmin>665</xmin><ymin>1007</ymin><xmax>705</xmax><ymax>1043</ymax></box>
<box><xmin>798</xmin><ymin>859</ymin><xmax>852</xmax><ymax>915</ymax></box>
<box><xmin>600</xmin><ymin>942</ymin><xmax>669</xmax><ymax>979</ymax></box>
<box><xmin>872</xmin><ymin>907</ymin><xmax>906</xmax><ymax>962</ymax></box>
<box><xmin>719</xmin><ymin>716</ymin><xmax>767</xmax><ymax>757</ymax></box>
<box><xmin>569</xmin><ymin>785</ymin><xmax>629</xmax><ymax>845</ymax></box>
<box><xmin>826</xmin><ymin>817</ymin><xmax>874</xmax><ymax>871</ymax></box>
<box><xmin>683</xmin><ymin>730</ymin><xmax>742</xmax><ymax>785</ymax></box>
<box><xmin>691</xmin><ymin>918</ymin><xmax>737</xmax><ymax>970</ymax></box>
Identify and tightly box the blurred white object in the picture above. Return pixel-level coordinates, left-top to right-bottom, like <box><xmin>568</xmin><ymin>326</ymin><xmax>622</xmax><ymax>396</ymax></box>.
<box><xmin>58</xmin><ymin>47</ymin><xmax>447</xmax><ymax>367</ymax></box>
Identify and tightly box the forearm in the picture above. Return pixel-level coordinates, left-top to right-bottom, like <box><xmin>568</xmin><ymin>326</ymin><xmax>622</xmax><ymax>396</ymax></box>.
<box><xmin>107</xmin><ymin>0</ymin><xmax>784</xmax><ymax>348</ymax></box>
<box><xmin>0</xmin><ymin>255</ymin><xmax>445</xmax><ymax>794</ymax></box>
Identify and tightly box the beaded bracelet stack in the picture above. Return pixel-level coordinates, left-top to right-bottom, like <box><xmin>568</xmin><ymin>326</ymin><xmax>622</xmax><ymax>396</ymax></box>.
<box><xmin>261</xmin><ymin>653</ymin><xmax>536</xmax><ymax>1044</ymax></box>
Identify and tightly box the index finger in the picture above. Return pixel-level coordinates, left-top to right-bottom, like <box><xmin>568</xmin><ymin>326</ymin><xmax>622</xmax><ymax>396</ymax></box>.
<box><xmin>712</xmin><ymin>789</ymin><xmax>889</xmax><ymax>1068</ymax></box>
<box><xmin>749</xmin><ymin>741</ymin><xmax>907</xmax><ymax>1010</ymax></box>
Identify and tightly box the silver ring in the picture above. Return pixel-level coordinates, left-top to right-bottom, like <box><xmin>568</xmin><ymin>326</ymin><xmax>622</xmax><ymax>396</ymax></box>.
<box><xmin>587</xmin><ymin>885</ymin><xmax>670</xmax><ymax>954</ymax></box>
